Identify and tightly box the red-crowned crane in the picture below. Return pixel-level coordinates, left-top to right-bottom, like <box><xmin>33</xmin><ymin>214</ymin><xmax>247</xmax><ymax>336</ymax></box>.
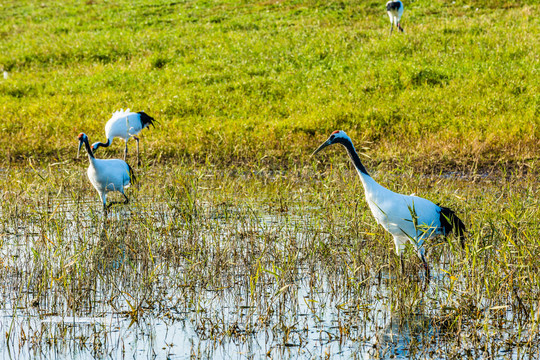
<box><xmin>312</xmin><ymin>131</ymin><xmax>466</xmax><ymax>278</ymax></box>
<box><xmin>78</xmin><ymin>133</ymin><xmax>135</xmax><ymax>214</ymax></box>
<box><xmin>91</xmin><ymin>109</ymin><xmax>156</xmax><ymax>165</ymax></box>
<box><xmin>386</xmin><ymin>0</ymin><xmax>404</xmax><ymax>34</ymax></box>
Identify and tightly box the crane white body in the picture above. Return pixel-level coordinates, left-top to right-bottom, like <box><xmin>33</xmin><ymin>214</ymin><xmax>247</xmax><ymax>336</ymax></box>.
<box><xmin>386</xmin><ymin>0</ymin><xmax>404</xmax><ymax>33</ymax></box>
<box><xmin>313</xmin><ymin>131</ymin><xmax>465</xmax><ymax>276</ymax></box>
<box><xmin>103</xmin><ymin>109</ymin><xmax>145</xmax><ymax>142</ymax></box>
<box><xmin>357</xmin><ymin>169</ymin><xmax>443</xmax><ymax>258</ymax></box>
<box><xmin>78</xmin><ymin>133</ymin><xmax>134</xmax><ymax>212</ymax></box>
<box><xmin>92</xmin><ymin>109</ymin><xmax>156</xmax><ymax>164</ymax></box>
<box><xmin>86</xmin><ymin>158</ymin><xmax>132</xmax><ymax>208</ymax></box>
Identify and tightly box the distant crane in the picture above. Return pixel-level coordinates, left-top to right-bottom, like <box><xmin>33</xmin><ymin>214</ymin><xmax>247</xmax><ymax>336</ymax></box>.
<box><xmin>312</xmin><ymin>131</ymin><xmax>466</xmax><ymax>278</ymax></box>
<box><xmin>78</xmin><ymin>133</ymin><xmax>135</xmax><ymax>214</ymax></box>
<box><xmin>386</xmin><ymin>0</ymin><xmax>404</xmax><ymax>34</ymax></box>
<box><xmin>91</xmin><ymin>109</ymin><xmax>157</xmax><ymax>165</ymax></box>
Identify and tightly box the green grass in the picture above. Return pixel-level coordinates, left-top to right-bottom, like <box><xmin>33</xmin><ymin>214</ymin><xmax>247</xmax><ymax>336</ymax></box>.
<box><xmin>0</xmin><ymin>0</ymin><xmax>539</xmax><ymax>171</ymax></box>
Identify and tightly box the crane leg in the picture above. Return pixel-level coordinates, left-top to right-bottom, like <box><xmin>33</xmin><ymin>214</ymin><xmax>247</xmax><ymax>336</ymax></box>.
<box><xmin>101</xmin><ymin>194</ymin><xmax>108</xmax><ymax>216</ymax></box>
<box><xmin>106</xmin><ymin>193</ymin><xmax>129</xmax><ymax>208</ymax></box>
<box><xmin>390</xmin><ymin>24</ymin><xmax>393</xmax><ymax>35</ymax></box>
<box><xmin>124</xmin><ymin>140</ymin><xmax>128</xmax><ymax>161</ymax></box>
<box><xmin>400</xmin><ymin>254</ymin><xmax>405</xmax><ymax>274</ymax></box>
<box><xmin>421</xmin><ymin>254</ymin><xmax>430</xmax><ymax>281</ymax></box>
<box><xmin>134</xmin><ymin>136</ymin><xmax>140</xmax><ymax>166</ymax></box>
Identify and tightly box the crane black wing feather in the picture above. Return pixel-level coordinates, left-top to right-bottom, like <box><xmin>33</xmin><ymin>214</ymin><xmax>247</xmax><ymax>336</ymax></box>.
<box><xmin>439</xmin><ymin>206</ymin><xmax>466</xmax><ymax>248</ymax></box>
<box><xmin>128</xmin><ymin>163</ymin><xmax>136</xmax><ymax>185</ymax></box>
<box><xmin>138</xmin><ymin>112</ymin><xmax>157</xmax><ymax>129</ymax></box>
<box><xmin>386</xmin><ymin>1</ymin><xmax>401</xmax><ymax>11</ymax></box>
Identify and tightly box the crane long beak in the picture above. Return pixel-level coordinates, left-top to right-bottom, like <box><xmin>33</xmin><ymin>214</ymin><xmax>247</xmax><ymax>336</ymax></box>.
<box><xmin>77</xmin><ymin>141</ymin><xmax>83</xmax><ymax>158</ymax></box>
<box><xmin>311</xmin><ymin>140</ymin><xmax>331</xmax><ymax>157</ymax></box>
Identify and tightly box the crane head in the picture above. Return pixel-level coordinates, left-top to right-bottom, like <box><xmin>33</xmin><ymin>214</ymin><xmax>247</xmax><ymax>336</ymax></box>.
<box><xmin>312</xmin><ymin>130</ymin><xmax>349</xmax><ymax>156</ymax></box>
<box><xmin>77</xmin><ymin>133</ymin><xmax>87</xmax><ymax>158</ymax></box>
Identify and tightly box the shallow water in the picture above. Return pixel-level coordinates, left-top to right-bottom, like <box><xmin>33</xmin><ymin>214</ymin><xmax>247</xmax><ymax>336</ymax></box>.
<box><xmin>1</xmin><ymin>170</ymin><xmax>540</xmax><ymax>359</ymax></box>
<box><xmin>0</xmin><ymin>202</ymin><xmax>427</xmax><ymax>359</ymax></box>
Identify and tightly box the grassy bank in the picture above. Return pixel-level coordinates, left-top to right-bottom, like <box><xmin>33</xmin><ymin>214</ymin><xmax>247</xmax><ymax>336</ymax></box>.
<box><xmin>0</xmin><ymin>0</ymin><xmax>539</xmax><ymax>171</ymax></box>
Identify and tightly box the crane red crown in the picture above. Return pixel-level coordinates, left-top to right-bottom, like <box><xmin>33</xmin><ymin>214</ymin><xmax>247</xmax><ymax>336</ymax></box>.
<box><xmin>331</xmin><ymin>130</ymin><xmax>340</xmax><ymax>135</ymax></box>
<box><xmin>78</xmin><ymin>133</ymin><xmax>84</xmax><ymax>139</ymax></box>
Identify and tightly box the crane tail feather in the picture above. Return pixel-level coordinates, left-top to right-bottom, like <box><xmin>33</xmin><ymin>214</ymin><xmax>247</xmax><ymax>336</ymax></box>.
<box><xmin>138</xmin><ymin>111</ymin><xmax>157</xmax><ymax>128</ymax></box>
<box><xmin>128</xmin><ymin>163</ymin><xmax>136</xmax><ymax>185</ymax></box>
<box><xmin>439</xmin><ymin>207</ymin><xmax>466</xmax><ymax>248</ymax></box>
<box><xmin>386</xmin><ymin>1</ymin><xmax>401</xmax><ymax>11</ymax></box>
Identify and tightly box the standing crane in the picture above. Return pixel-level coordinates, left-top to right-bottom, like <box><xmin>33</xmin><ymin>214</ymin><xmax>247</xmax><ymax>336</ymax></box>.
<box><xmin>78</xmin><ymin>133</ymin><xmax>135</xmax><ymax>214</ymax></box>
<box><xmin>386</xmin><ymin>0</ymin><xmax>404</xmax><ymax>34</ymax></box>
<box><xmin>312</xmin><ymin>131</ymin><xmax>466</xmax><ymax>278</ymax></box>
<box><xmin>91</xmin><ymin>109</ymin><xmax>157</xmax><ymax>166</ymax></box>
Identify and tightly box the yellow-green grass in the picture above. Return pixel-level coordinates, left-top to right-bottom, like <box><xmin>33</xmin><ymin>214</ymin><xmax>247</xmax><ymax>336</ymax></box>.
<box><xmin>0</xmin><ymin>0</ymin><xmax>538</xmax><ymax>171</ymax></box>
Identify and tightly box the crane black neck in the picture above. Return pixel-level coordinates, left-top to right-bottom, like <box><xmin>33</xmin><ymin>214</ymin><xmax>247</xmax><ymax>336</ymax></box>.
<box><xmin>337</xmin><ymin>138</ymin><xmax>369</xmax><ymax>176</ymax></box>
<box><xmin>82</xmin><ymin>138</ymin><xmax>95</xmax><ymax>159</ymax></box>
<box><xmin>93</xmin><ymin>139</ymin><xmax>111</xmax><ymax>150</ymax></box>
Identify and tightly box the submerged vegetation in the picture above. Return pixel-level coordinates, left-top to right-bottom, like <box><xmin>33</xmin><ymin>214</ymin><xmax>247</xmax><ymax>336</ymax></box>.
<box><xmin>1</xmin><ymin>165</ymin><xmax>540</xmax><ymax>357</ymax></box>
<box><xmin>1</xmin><ymin>0</ymin><xmax>540</xmax><ymax>358</ymax></box>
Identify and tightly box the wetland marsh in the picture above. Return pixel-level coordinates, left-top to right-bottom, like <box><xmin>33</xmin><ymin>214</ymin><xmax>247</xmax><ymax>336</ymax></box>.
<box><xmin>1</xmin><ymin>0</ymin><xmax>540</xmax><ymax>358</ymax></box>
<box><xmin>1</xmin><ymin>164</ymin><xmax>539</xmax><ymax>358</ymax></box>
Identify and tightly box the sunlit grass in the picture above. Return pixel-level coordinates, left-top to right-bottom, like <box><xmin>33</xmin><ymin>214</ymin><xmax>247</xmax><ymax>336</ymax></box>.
<box><xmin>0</xmin><ymin>0</ymin><xmax>538</xmax><ymax>170</ymax></box>
<box><xmin>1</xmin><ymin>0</ymin><xmax>540</xmax><ymax>357</ymax></box>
